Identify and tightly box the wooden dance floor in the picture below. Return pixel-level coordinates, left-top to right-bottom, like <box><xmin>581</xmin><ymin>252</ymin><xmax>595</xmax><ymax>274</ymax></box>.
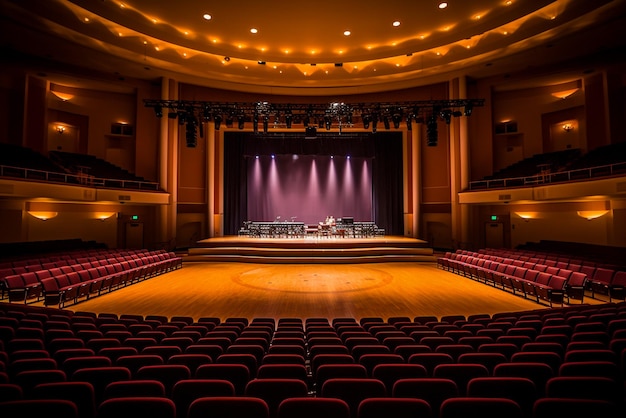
<box><xmin>188</xmin><ymin>236</ymin><xmax>436</xmax><ymax>263</ymax></box>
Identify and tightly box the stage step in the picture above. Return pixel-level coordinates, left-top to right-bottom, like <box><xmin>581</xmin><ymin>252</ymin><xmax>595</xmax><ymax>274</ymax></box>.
<box><xmin>185</xmin><ymin>243</ymin><xmax>436</xmax><ymax>264</ymax></box>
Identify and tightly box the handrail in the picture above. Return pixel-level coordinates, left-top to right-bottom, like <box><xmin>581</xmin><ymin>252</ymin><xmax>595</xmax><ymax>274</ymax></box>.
<box><xmin>0</xmin><ymin>164</ymin><xmax>161</xmax><ymax>191</ymax></box>
<box><xmin>468</xmin><ymin>161</ymin><xmax>626</xmax><ymax>191</ymax></box>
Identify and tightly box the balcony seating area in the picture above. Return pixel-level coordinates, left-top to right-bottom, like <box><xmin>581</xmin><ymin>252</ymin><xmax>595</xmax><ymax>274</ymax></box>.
<box><xmin>0</xmin><ymin>247</ymin><xmax>182</xmax><ymax>308</ymax></box>
<box><xmin>49</xmin><ymin>151</ymin><xmax>159</xmax><ymax>190</ymax></box>
<box><xmin>0</xmin><ymin>143</ymin><xmax>160</xmax><ymax>191</ymax></box>
<box><xmin>563</xmin><ymin>142</ymin><xmax>626</xmax><ymax>180</ymax></box>
<box><xmin>469</xmin><ymin>142</ymin><xmax>626</xmax><ymax>190</ymax></box>
<box><xmin>0</xmin><ymin>143</ymin><xmax>71</xmax><ymax>183</ymax></box>
<box><xmin>472</xmin><ymin>149</ymin><xmax>582</xmax><ymax>189</ymax></box>
<box><xmin>437</xmin><ymin>248</ymin><xmax>626</xmax><ymax>305</ymax></box>
<box><xmin>0</xmin><ymin>301</ymin><xmax>625</xmax><ymax>418</ymax></box>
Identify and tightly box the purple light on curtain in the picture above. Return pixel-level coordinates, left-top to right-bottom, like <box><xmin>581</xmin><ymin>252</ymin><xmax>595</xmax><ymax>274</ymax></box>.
<box><xmin>247</xmin><ymin>154</ymin><xmax>372</xmax><ymax>224</ymax></box>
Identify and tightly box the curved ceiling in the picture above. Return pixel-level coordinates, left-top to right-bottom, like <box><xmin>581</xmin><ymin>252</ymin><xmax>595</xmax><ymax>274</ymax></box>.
<box><xmin>2</xmin><ymin>0</ymin><xmax>625</xmax><ymax>94</ymax></box>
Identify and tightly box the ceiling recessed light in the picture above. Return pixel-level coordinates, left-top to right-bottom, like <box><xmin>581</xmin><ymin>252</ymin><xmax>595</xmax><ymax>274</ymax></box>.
<box><xmin>203</xmin><ymin>14</ymin><xmax>212</xmax><ymax>20</ymax></box>
<box><xmin>392</xmin><ymin>21</ymin><xmax>401</xmax><ymax>27</ymax></box>
<box><xmin>250</xmin><ymin>28</ymin><xmax>258</xmax><ymax>34</ymax></box>
<box><xmin>84</xmin><ymin>17</ymin><xmax>90</xmax><ymax>22</ymax></box>
<box><xmin>439</xmin><ymin>2</ymin><xmax>448</xmax><ymax>9</ymax></box>
<box><xmin>343</xmin><ymin>30</ymin><xmax>351</xmax><ymax>36</ymax></box>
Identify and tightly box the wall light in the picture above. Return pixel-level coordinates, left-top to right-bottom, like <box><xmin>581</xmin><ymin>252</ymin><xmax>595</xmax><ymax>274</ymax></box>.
<box><xmin>56</xmin><ymin>126</ymin><xmax>66</xmax><ymax>134</ymax></box>
<box><xmin>94</xmin><ymin>212</ymin><xmax>116</xmax><ymax>221</ymax></box>
<box><xmin>28</xmin><ymin>211</ymin><xmax>59</xmax><ymax>221</ymax></box>
<box><xmin>562</xmin><ymin>123</ymin><xmax>573</xmax><ymax>132</ymax></box>
<box><xmin>551</xmin><ymin>88</ymin><xmax>579</xmax><ymax>99</ymax></box>
<box><xmin>515</xmin><ymin>212</ymin><xmax>538</xmax><ymax>222</ymax></box>
<box><xmin>577</xmin><ymin>210</ymin><xmax>609</xmax><ymax>220</ymax></box>
<box><xmin>51</xmin><ymin>91</ymin><xmax>74</xmax><ymax>101</ymax></box>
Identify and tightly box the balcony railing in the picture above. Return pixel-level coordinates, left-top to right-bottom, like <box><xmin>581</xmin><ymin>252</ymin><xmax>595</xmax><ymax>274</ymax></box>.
<box><xmin>0</xmin><ymin>164</ymin><xmax>161</xmax><ymax>191</ymax></box>
<box><xmin>468</xmin><ymin>161</ymin><xmax>626</xmax><ymax>191</ymax></box>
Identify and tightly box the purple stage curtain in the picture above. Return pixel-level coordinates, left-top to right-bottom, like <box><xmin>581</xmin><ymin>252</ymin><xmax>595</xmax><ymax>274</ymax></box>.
<box><xmin>223</xmin><ymin>132</ymin><xmax>403</xmax><ymax>235</ymax></box>
<box><xmin>246</xmin><ymin>155</ymin><xmax>372</xmax><ymax>225</ymax></box>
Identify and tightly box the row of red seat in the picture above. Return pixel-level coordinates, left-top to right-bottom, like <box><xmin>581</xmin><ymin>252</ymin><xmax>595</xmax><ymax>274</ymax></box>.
<box><xmin>0</xmin><ymin>247</ymin><xmax>134</xmax><ymax>271</ymax></box>
<box><xmin>1</xmin><ymin>302</ymin><xmax>626</xmax><ymax>418</ymax></box>
<box><xmin>0</xmin><ymin>250</ymin><xmax>182</xmax><ymax>308</ymax></box>
<box><xmin>438</xmin><ymin>251</ymin><xmax>577</xmax><ymax>306</ymax></box>
<box><xmin>4</xmin><ymin>380</ymin><xmax>620</xmax><ymax>418</ymax></box>
<box><xmin>473</xmin><ymin>248</ymin><xmax>626</xmax><ymax>301</ymax></box>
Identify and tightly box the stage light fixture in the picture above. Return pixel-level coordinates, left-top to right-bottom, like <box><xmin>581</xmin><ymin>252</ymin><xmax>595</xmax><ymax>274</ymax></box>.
<box><xmin>371</xmin><ymin>113</ymin><xmax>379</xmax><ymax>133</ymax></box>
<box><xmin>324</xmin><ymin>115</ymin><xmax>332</xmax><ymax>130</ymax></box>
<box><xmin>464</xmin><ymin>103</ymin><xmax>473</xmax><ymax>116</ymax></box>
<box><xmin>392</xmin><ymin>112</ymin><xmax>402</xmax><ymax>129</ymax></box>
<box><xmin>154</xmin><ymin>105</ymin><xmax>163</xmax><ymax>118</ymax></box>
<box><xmin>177</xmin><ymin>111</ymin><xmax>187</xmax><ymax>125</ymax></box>
<box><xmin>362</xmin><ymin>114</ymin><xmax>370</xmax><ymax>129</ymax></box>
<box><xmin>225</xmin><ymin>113</ymin><xmax>234</xmax><ymax>128</ymax></box>
<box><xmin>214</xmin><ymin>114</ymin><xmax>222</xmax><ymax>130</ymax></box>
<box><xmin>440</xmin><ymin>109</ymin><xmax>452</xmax><ymax>124</ymax></box>
<box><xmin>383</xmin><ymin>115</ymin><xmax>391</xmax><ymax>130</ymax></box>
<box><xmin>263</xmin><ymin>115</ymin><xmax>269</xmax><ymax>133</ymax></box>
<box><xmin>285</xmin><ymin>111</ymin><xmax>293</xmax><ymax>128</ymax></box>
<box><xmin>202</xmin><ymin>105</ymin><xmax>212</xmax><ymax>122</ymax></box>
<box><xmin>253</xmin><ymin>113</ymin><xmax>259</xmax><ymax>133</ymax></box>
<box><xmin>238</xmin><ymin>114</ymin><xmax>246</xmax><ymax>129</ymax></box>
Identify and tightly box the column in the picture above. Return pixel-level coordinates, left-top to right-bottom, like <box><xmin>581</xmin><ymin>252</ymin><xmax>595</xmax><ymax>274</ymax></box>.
<box><xmin>412</xmin><ymin>122</ymin><xmax>421</xmax><ymax>239</ymax></box>
<box><xmin>206</xmin><ymin>122</ymin><xmax>216</xmax><ymax>237</ymax></box>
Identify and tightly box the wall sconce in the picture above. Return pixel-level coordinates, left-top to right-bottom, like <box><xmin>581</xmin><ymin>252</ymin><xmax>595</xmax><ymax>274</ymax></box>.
<box><xmin>94</xmin><ymin>212</ymin><xmax>116</xmax><ymax>221</ymax></box>
<box><xmin>515</xmin><ymin>212</ymin><xmax>537</xmax><ymax>222</ymax></box>
<box><xmin>28</xmin><ymin>211</ymin><xmax>59</xmax><ymax>221</ymax></box>
<box><xmin>577</xmin><ymin>210</ymin><xmax>609</xmax><ymax>221</ymax></box>
<box><xmin>551</xmin><ymin>88</ymin><xmax>579</xmax><ymax>99</ymax></box>
<box><xmin>51</xmin><ymin>91</ymin><xmax>74</xmax><ymax>101</ymax></box>
<box><xmin>562</xmin><ymin>123</ymin><xmax>573</xmax><ymax>132</ymax></box>
<box><xmin>56</xmin><ymin>126</ymin><xmax>66</xmax><ymax>134</ymax></box>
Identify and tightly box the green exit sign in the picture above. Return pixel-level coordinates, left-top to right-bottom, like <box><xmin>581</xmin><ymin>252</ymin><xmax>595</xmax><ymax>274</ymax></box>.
<box><xmin>131</xmin><ymin>215</ymin><xmax>139</xmax><ymax>221</ymax></box>
<box><xmin>491</xmin><ymin>215</ymin><xmax>498</xmax><ymax>221</ymax></box>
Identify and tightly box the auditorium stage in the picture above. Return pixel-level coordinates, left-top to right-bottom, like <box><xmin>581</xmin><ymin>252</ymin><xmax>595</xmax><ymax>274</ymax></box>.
<box><xmin>186</xmin><ymin>236</ymin><xmax>436</xmax><ymax>264</ymax></box>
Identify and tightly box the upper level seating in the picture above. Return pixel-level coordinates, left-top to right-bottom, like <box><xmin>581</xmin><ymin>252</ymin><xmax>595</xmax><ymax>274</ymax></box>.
<box><xmin>469</xmin><ymin>143</ymin><xmax>626</xmax><ymax>190</ymax></box>
<box><xmin>0</xmin><ymin>143</ymin><xmax>68</xmax><ymax>182</ymax></box>
<box><xmin>0</xmin><ymin>301</ymin><xmax>625</xmax><ymax>418</ymax></box>
<box><xmin>49</xmin><ymin>151</ymin><xmax>159</xmax><ymax>190</ymax></box>
<box><xmin>563</xmin><ymin>142</ymin><xmax>626</xmax><ymax>178</ymax></box>
<box><xmin>474</xmin><ymin>149</ymin><xmax>582</xmax><ymax>188</ymax></box>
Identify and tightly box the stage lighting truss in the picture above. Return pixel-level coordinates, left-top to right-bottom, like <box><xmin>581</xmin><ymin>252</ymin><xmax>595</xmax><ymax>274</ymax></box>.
<box><xmin>144</xmin><ymin>98</ymin><xmax>484</xmax><ymax>137</ymax></box>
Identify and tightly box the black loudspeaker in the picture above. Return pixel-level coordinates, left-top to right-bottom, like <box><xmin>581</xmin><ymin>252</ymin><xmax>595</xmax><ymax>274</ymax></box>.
<box><xmin>426</xmin><ymin>115</ymin><xmax>438</xmax><ymax>146</ymax></box>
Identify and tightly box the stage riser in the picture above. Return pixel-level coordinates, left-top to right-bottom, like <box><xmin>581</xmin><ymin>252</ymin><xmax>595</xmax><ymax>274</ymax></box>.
<box><xmin>188</xmin><ymin>248</ymin><xmax>434</xmax><ymax>257</ymax></box>
<box><xmin>188</xmin><ymin>235</ymin><xmax>434</xmax><ymax>264</ymax></box>
<box><xmin>184</xmin><ymin>254</ymin><xmax>436</xmax><ymax>264</ymax></box>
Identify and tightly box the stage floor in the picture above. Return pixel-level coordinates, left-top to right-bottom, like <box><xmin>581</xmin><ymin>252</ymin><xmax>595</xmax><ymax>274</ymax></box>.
<box><xmin>188</xmin><ymin>235</ymin><xmax>435</xmax><ymax>263</ymax></box>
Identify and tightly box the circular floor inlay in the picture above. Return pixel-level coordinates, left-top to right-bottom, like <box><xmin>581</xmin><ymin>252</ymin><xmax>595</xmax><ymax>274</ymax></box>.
<box><xmin>233</xmin><ymin>265</ymin><xmax>393</xmax><ymax>293</ymax></box>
